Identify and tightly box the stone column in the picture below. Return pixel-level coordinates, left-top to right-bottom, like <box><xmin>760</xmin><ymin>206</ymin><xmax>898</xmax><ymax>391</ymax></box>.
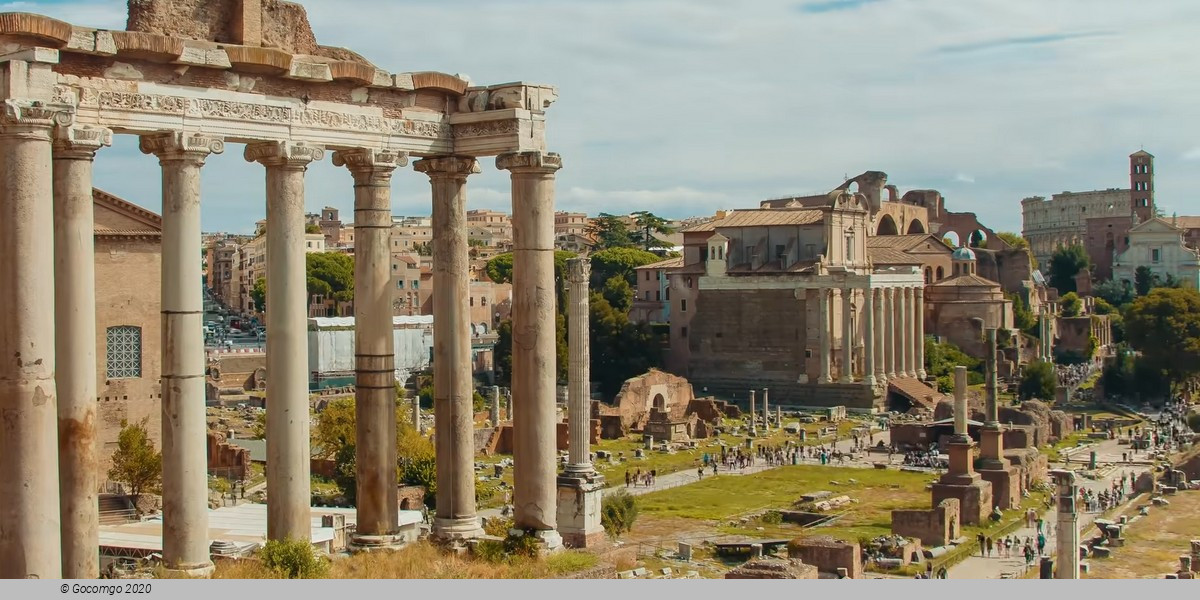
<box><xmin>905</xmin><ymin>288</ymin><xmax>918</xmax><ymax>377</ymax></box>
<box><xmin>0</xmin><ymin>100</ymin><xmax>67</xmax><ymax>579</ymax></box>
<box><xmin>140</xmin><ymin>131</ymin><xmax>225</xmax><ymax>576</ymax></box>
<box><xmin>749</xmin><ymin>389</ymin><xmax>757</xmax><ymax>435</ymax></box>
<box><xmin>840</xmin><ymin>289</ymin><xmax>853</xmax><ymax>383</ymax></box>
<box><xmin>984</xmin><ymin>328</ymin><xmax>999</xmax><ymax>425</ymax></box>
<box><xmin>953</xmin><ymin>366</ymin><xmax>968</xmax><ymax>439</ymax></box>
<box><xmin>490</xmin><ymin>385</ymin><xmax>502</xmax><ymax>427</ymax></box>
<box><xmin>246</xmin><ymin>141</ymin><xmax>323</xmax><ymax>542</ymax></box>
<box><xmin>893</xmin><ymin>287</ymin><xmax>906</xmax><ymax>377</ymax></box>
<box><xmin>761</xmin><ymin>387</ymin><xmax>769</xmax><ymax>432</ymax></box>
<box><xmin>412</xmin><ymin>396</ymin><xmax>422</xmax><ymax>432</ymax></box>
<box><xmin>334</xmin><ymin>148</ymin><xmax>405</xmax><ymax>548</ymax></box>
<box><xmin>415</xmin><ymin>156</ymin><xmax>483</xmax><ymax>542</ymax></box>
<box><xmin>565</xmin><ymin>258</ymin><xmax>593</xmax><ymax>473</ymax></box>
<box><xmin>53</xmin><ymin>123</ymin><xmax>111</xmax><ymax>579</ymax></box>
<box><xmin>818</xmin><ymin>289</ymin><xmax>832</xmax><ymax>384</ymax></box>
<box><xmin>914</xmin><ymin>288</ymin><xmax>926</xmax><ymax>380</ymax></box>
<box><xmin>863</xmin><ymin>287</ymin><xmax>877</xmax><ymax>387</ymax></box>
<box><xmin>498</xmin><ymin>151</ymin><xmax>562</xmax><ymax>547</ymax></box>
<box><xmin>1051</xmin><ymin>469</ymin><xmax>1080</xmax><ymax>579</ymax></box>
<box><xmin>882</xmin><ymin>288</ymin><xmax>895</xmax><ymax>379</ymax></box>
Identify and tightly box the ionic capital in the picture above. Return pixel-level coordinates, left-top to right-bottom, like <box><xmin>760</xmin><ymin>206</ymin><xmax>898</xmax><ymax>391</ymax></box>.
<box><xmin>0</xmin><ymin>99</ymin><xmax>74</xmax><ymax>139</ymax></box>
<box><xmin>412</xmin><ymin>156</ymin><xmax>481</xmax><ymax>180</ymax></box>
<box><xmin>496</xmin><ymin>151</ymin><xmax>562</xmax><ymax>174</ymax></box>
<box><xmin>139</xmin><ymin>131</ymin><xmax>225</xmax><ymax>164</ymax></box>
<box><xmin>333</xmin><ymin>148</ymin><xmax>407</xmax><ymax>185</ymax></box>
<box><xmin>244</xmin><ymin>141</ymin><xmax>325</xmax><ymax>169</ymax></box>
<box><xmin>52</xmin><ymin>125</ymin><xmax>112</xmax><ymax>159</ymax></box>
<box><xmin>566</xmin><ymin>257</ymin><xmax>591</xmax><ymax>285</ymax></box>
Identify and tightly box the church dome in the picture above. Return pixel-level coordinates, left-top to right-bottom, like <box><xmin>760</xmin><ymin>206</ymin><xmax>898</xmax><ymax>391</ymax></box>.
<box><xmin>952</xmin><ymin>246</ymin><xmax>976</xmax><ymax>261</ymax></box>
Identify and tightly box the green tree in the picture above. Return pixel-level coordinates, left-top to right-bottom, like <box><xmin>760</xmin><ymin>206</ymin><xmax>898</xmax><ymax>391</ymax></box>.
<box><xmin>306</xmin><ymin>252</ymin><xmax>355</xmax><ymax>302</ymax></box>
<box><xmin>590</xmin><ymin>287</ymin><xmax>663</xmax><ymax>397</ymax></box>
<box><xmin>1124</xmin><ymin>287</ymin><xmax>1200</xmax><ymax>396</ymax></box>
<box><xmin>600</xmin><ymin>275</ymin><xmax>634</xmax><ymax>314</ymax></box>
<box><xmin>630</xmin><ymin>211</ymin><xmax>675</xmax><ymax>252</ymax></box>
<box><xmin>485</xmin><ymin>253</ymin><xmax>514</xmax><ymax>284</ymax></box>
<box><xmin>251</xmin><ymin>277</ymin><xmax>267</xmax><ymax>313</ymax></box>
<box><xmin>590</xmin><ymin>246</ymin><xmax>662</xmax><ymax>289</ymax></box>
<box><xmin>995</xmin><ymin>232</ymin><xmax>1028</xmax><ymax>250</ymax></box>
<box><xmin>1048</xmin><ymin>244</ymin><xmax>1089</xmax><ymax>294</ymax></box>
<box><xmin>1134</xmin><ymin>266</ymin><xmax>1154</xmax><ymax>296</ymax></box>
<box><xmin>1018</xmin><ymin>361</ymin><xmax>1056</xmax><ymax>401</ymax></box>
<box><xmin>600</xmin><ymin>488</ymin><xmax>640</xmax><ymax>538</ymax></box>
<box><xmin>1093</xmin><ymin>279</ymin><xmax>1134</xmax><ymax>307</ymax></box>
<box><xmin>924</xmin><ymin>337</ymin><xmax>983</xmax><ymax>393</ymax></box>
<box><xmin>414</xmin><ymin>242</ymin><xmax>432</xmax><ymax>256</ymax></box>
<box><xmin>107</xmin><ymin>418</ymin><xmax>162</xmax><ymax>514</ymax></box>
<box><xmin>586</xmin><ymin>213</ymin><xmax>635</xmax><ymax>249</ymax></box>
<box><xmin>304</xmin><ymin>224</ymin><xmax>322</xmax><ymax>234</ymax></box>
<box><xmin>1059</xmin><ymin>292</ymin><xmax>1082</xmax><ymax>317</ymax></box>
<box><xmin>1008</xmin><ymin>293</ymin><xmax>1037</xmax><ymax>336</ymax></box>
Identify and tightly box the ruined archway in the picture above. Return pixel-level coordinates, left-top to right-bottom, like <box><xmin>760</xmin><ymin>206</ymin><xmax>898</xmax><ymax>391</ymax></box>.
<box><xmin>942</xmin><ymin>231</ymin><xmax>961</xmax><ymax>248</ymax></box>
<box><xmin>906</xmin><ymin>219</ymin><xmax>926</xmax><ymax>234</ymax></box>
<box><xmin>652</xmin><ymin>393</ymin><xmax>666</xmax><ymax>411</ymax></box>
<box><xmin>400</xmin><ymin>498</ymin><xmax>414</xmax><ymax>510</ymax></box>
<box><xmin>969</xmin><ymin>229</ymin><xmax>987</xmax><ymax>248</ymax></box>
<box><xmin>877</xmin><ymin>214</ymin><xmax>899</xmax><ymax>236</ymax></box>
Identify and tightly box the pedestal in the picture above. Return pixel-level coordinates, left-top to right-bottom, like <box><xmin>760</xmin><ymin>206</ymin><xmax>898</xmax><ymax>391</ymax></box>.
<box><xmin>556</xmin><ymin>473</ymin><xmax>606</xmax><ymax>549</ymax></box>
<box><xmin>930</xmin><ymin>439</ymin><xmax>992</xmax><ymax>525</ymax></box>
<box><xmin>976</xmin><ymin>426</ymin><xmax>1019</xmax><ymax>510</ymax></box>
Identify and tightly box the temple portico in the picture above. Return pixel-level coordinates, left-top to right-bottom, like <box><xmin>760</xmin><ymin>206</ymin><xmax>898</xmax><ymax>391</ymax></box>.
<box><xmin>0</xmin><ymin>5</ymin><xmax>561</xmax><ymax>577</ymax></box>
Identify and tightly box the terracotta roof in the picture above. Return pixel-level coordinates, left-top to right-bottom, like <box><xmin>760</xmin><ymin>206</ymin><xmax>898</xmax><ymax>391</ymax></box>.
<box><xmin>94</xmin><ymin>224</ymin><xmax>161</xmax><ymax>237</ymax></box>
<box><xmin>867</xmin><ymin>234</ymin><xmax>946</xmax><ymax>252</ymax></box>
<box><xmin>682</xmin><ymin>209</ymin><xmax>825</xmax><ymax>232</ymax></box>
<box><xmin>867</xmin><ymin>247</ymin><xmax>920</xmax><ymax>265</ymax></box>
<box><xmin>1172</xmin><ymin>216</ymin><xmax>1200</xmax><ymax>230</ymax></box>
<box><xmin>930</xmin><ymin>273</ymin><xmax>1000</xmax><ymax>288</ymax></box>
<box><xmin>636</xmin><ymin>256</ymin><xmax>684</xmax><ymax>270</ymax></box>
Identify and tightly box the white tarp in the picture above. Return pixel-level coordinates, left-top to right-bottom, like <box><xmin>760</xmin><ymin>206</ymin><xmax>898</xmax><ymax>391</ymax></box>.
<box><xmin>308</xmin><ymin>315</ymin><xmax>433</xmax><ymax>383</ymax></box>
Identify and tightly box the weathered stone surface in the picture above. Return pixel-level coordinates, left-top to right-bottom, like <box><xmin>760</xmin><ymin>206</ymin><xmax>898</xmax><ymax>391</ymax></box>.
<box><xmin>725</xmin><ymin>557</ymin><xmax>818</xmax><ymax>579</ymax></box>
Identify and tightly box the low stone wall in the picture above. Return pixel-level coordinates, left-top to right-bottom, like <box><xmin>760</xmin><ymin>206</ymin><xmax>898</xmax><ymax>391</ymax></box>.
<box><xmin>891</xmin><ymin>498</ymin><xmax>960</xmax><ymax>547</ymax></box>
<box><xmin>787</xmin><ymin>536</ymin><xmax>862</xmax><ymax>579</ymax></box>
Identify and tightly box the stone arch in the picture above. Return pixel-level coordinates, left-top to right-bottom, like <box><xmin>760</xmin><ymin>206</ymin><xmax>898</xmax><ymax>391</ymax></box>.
<box><xmin>936</xmin><ymin>266</ymin><xmax>945</xmax><ymax>280</ymax></box>
<box><xmin>400</xmin><ymin>498</ymin><xmax>414</xmax><ymax>510</ymax></box>
<box><xmin>877</xmin><ymin>214</ymin><xmax>899</xmax><ymax>235</ymax></box>
<box><xmin>942</xmin><ymin>231</ymin><xmax>961</xmax><ymax>248</ymax></box>
<box><xmin>652</xmin><ymin>393</ymin><xmax>666</xmax><ymax>411</ymax></box>
<box><xmin>906</xmin><ymin>219</ymin><xmax>926</xmax><ymax>234</ymax></box>
<box><xmin>969</xmin><ymin>229</ymin><xmax>987</xmax><ymax>248</ymax></box>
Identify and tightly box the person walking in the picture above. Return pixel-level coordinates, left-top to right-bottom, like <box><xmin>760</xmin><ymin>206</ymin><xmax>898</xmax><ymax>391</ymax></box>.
<box><xmin>986</xmin><ymin>537</ymin><xmax>994</xmax><ymax>557</ymax></box>
<box><xmin>977</xmin><ymin>533</ymin><xmax>986</xmax><ymax>557</ymax></box>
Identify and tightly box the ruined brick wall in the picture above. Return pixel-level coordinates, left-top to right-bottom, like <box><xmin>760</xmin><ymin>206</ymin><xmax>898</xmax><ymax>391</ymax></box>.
<box><xmin>604</xmin><ymin>369</ymin><xmax>696</xmax><ymax>431</ymax></box>
<box><xmin>397</xmin><ymin>485</ymin><xmax>425</xmax><ymax>510</ymax></box>
<box><xmin>787</xmin><ymin>537</ymin><xmax>862</xmax><ymax>579</ymax></box>
<box><xmin>897</xmin><ymin>496</ymin><xmax>960</xmax><ymax>549</ymax></box>
<box><xmin>206</xmin><ymin>432</ymin><xmax>250</xmax><ymax>480</ymax></box>
<box><xmin>688</xmin><ymin>289</ymin><xmax>810</xmax><ymax>389</ymax></box>
<box><xmin>1085</xmin><ymin>216</ymin><xmax>1133</xmax><ymax>282</ymax></box>
<box><xmin>96</xmin><ymin>235</ymin><xmax>162</xmax><ymax>481</ymax></box>
<box><xmin>1056</xmin><ymin>316</ymin><xmax>1096</xmax><ymax>357</ymax></box>
<box><xmin>126</xmin><ymin>0</ymin><xmax>321</xmax><ymax>55</ymax></box>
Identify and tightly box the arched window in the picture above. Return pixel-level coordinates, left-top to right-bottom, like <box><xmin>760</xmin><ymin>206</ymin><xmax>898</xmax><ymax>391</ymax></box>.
<box><xmin>106</xmin><ymin>326</ymin><xmax>142</xmax><ymax>379</ymax></box>
<box><xmin>936</xmin><ymin>266</ymin><xmax>944</xmax><ymax>280</ymax></box>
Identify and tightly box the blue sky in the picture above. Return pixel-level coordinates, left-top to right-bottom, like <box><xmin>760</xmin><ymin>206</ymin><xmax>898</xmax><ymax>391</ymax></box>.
<box><xmin>7</xmin><ymin>0</ymin><xmax>1200</xmax><ymax>234</ymax></box>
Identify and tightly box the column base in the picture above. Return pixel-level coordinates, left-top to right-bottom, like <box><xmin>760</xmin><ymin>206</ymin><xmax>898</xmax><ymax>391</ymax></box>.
<box><xmin>161</xmin><ymin>561</ymin><xmax>215</xmax><ymax>579</ymax></box>
<box><xmin>349</xmin><ymin>532</ymin><xmax>412</xmax><ymax>552</ymax></box>
<box><xmin>864</xmin><ymin>375</ymin><xmax>877</xmax><ymax>388</ymax></box>
<box><xmin>817</xmin><ymin>376</ymin><xmax>831</xmax><ymax>384</ymax></box>
<box><xmin>509</xmin><ymin>528</ymin><xmax>563</xmax><ymax>554</ymax></box>
<box><xmin>917</xmin><ymin>370</ymin><xmax>927</xmax><ymax>380</ymax></box>
<box><xmin>432</xmin><ymin>516</ymin><xmax>484</xmax><ymax>543</ymax></box>
<box><xmin>557</xmin><ymin>473</ymin><xmax>606</xmax><ymax>550</ymax></box>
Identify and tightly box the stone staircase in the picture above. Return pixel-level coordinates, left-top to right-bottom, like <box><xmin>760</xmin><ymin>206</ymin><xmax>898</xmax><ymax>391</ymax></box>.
<box><xmin>98</xmin><ymin>494</ymin><xmax>136</xmax><ymax>525</ymax></box>
<box><xmin>887</xmin><ymin>377</ymin><xmax>944</xmax><ymax>411</ymax></box>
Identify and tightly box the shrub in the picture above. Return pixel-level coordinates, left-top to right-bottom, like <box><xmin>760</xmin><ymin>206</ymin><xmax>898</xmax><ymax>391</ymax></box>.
<box><xmin>760</xmin><ymin>510</ymin><xmax>783</xmax><ymax>525</ymax></box>
<box><xmin>601</xmin><ymin>489</ymin><xmax>639</xmax><ymax>538</ymax></box>
<box><xmin>259</xmin><ymin>539</ymin><xmax>329</xmax><ymax>579</ymax></box>
<box><xmin>473</xmin><ymin>539</ymin><xmax>508</xmax><ymax>564</ymax></box>
<box><xmin>1188</xmin><ymin>413</ymin><xmax>1200</xmax><ymax>434</ymax></box>
<box><xmin>503</xmin><ymin>532</ymin><xmax>542</xmax><ymax>558</ymax></box>
<box><xmin>483</xmin><ymin>516</ymin><xmax>514</xmax><ymax>537</ymax></box>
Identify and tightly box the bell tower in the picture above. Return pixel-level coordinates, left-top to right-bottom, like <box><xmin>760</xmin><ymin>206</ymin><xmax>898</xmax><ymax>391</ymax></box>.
<box><xmin>1130</xmin><ymin>150</ymin><xmax>1154</xmax><ymax>224</ymax></box>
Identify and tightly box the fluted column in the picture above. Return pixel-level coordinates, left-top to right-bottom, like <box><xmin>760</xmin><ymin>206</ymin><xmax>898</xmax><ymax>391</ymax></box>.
<box><xmin>883</xmin><ymin>286</ymin><xmax>892</xmax><ymax>376</ymax></box>
<box><xmin>334</xmin><ymin>148</ymin><xmax>405</xmax><ymax>547</ymax></box>
<box><xmin>0</xmin><ymin>100</ymin><xmax>69</xmax><ymax>579</ymax></box>
<box><xmin>565</xmin><ymin>258</ymin><xmax>593</xmax><ymax>473</ymax></box>
<box><xmin>140</xmin><ymin>131</ymin><xmax>225</xmax><ymax>576</ymax></box>
<box><xmin>498</xmin><ymin>151</ymin><xmax>563</xmax><ymax>546</ymax></box>
<box><xmin>54</xmin><ymin>123</ymin><xmax>111</xmax><ymax>579</ymax></box>
<box><xmin>415</xmin><ymin>156</ymin><xmax>483</xmax><ymax>541</ymax></box>
<box><xmin>863</xmin><ymin>287</ymin><xmax>876</xmax><ymax>387</ymax></box>
<box><xmin>914</xmin><ymin>287</ymin><xmax>926</xmax><ymax>380</ymax></box>
<box><xmin>893</xmin><ymin>287</ymin><xmax>905</xmax><ymax>377</ymax></box>
<box><xmin>246</xmin><ymin>141</ymin><xmax>323</xmax><ymax>542</ymax></box>
<box><xmin>840</xmin><ymin>289</ymin><xmax>853</xmax><ymax>383</ymax></box>
<box><xmin>818</xmin><ymin>289</ymin><xmax>832</xmax><ymax>384</ymax></box>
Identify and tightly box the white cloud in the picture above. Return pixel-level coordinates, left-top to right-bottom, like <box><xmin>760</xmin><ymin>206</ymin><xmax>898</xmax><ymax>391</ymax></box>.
<box><xmin>954</xmin><ymin>174</ymin><xmax>976</xmax><ymax>184</ymax></box>
<box><xmin>22</xmin><ymin>0</ymin><xmax>1200</xmax><ymax>232</ymax></box>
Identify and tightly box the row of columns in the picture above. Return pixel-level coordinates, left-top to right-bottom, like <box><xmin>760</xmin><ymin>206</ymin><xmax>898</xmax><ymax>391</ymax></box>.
<box><xmin>1038</xmin><ymin>302</ymin><xmax>1057</xmax><ymax>361</ymax></box>
<box><xmin>0</xmin><ymin>93</ymin><xmax>565</xmax><ymax>575</ymax></box>
<box><xmin>815</xmin><ymin>285</ymin><xmax>925</xmax><ymax>386</ymax></box>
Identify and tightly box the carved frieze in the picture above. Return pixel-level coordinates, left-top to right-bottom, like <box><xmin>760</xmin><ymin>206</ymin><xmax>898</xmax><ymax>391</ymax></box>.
<box><xmin>452</xmin><ymin>120</ymin><xmax>519</xmax><ymax>139</ymax></box>
<box><xmin>78</xmin><ymin>86</ymin><xmax>451</xmax><ymax>139</ymax></box>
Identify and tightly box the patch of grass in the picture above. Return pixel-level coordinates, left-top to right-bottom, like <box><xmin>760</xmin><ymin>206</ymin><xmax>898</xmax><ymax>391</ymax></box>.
<box><xmin>546</xmin><ymin>551</ymin><xmax>599</xmax><ymax>575</ymax></box>
<box><xmin>1085</xmin><ymin>489</ymin><xmax>1200</xmax><ymax>578</ymax></box>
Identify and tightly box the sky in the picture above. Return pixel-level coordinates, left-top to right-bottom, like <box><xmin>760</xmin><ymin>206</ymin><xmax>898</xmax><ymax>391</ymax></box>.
<box><xmin>7</xmin><ymin>0</ymin><xmax>1200</xmax><ymax>234</ymax></box>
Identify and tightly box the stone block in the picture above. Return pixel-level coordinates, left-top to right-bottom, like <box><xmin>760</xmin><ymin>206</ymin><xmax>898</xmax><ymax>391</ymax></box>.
<box><xmin>787</xmin><ymin>536</ymin><xmax>861</xmax><ymax>579</ymax></box>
